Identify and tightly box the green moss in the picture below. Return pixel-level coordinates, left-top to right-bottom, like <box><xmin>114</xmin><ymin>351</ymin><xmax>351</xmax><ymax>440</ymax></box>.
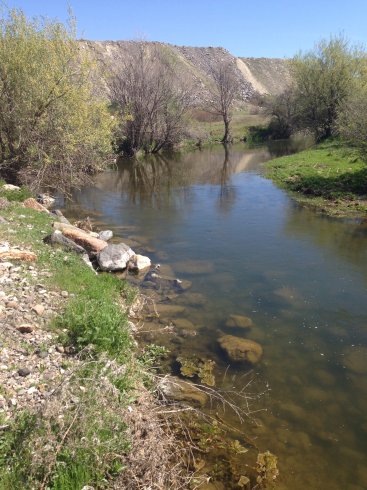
<box><xmin>266</xmin><ymin>140</ymin><xmax>367</xmax><ymax>217</ymax></box>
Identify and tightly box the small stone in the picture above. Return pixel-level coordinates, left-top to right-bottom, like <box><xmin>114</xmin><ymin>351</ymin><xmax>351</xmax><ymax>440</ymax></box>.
<box><xmin>17</xmin><ymin>324</ymin><xmax>34</xmax><ymax>334</ymax></box>
<box><xmin>6</xmin><ymin>301</ymin><xmax>18</xmax><ymax>309</ymax></box>
<box><xmin>18</xmin><ymin>368</ymin><xmax>31</xmax><ymax>377</ymax></box>
<box><xmin>61</xmin><ymin>291</ymin><xmax>69</xmax><ymax>298</ymax></box>
<box><xmin>27</xmin><ymin>386</ymin><xmax>38</xmax><ymax>395</ymax></box>
<box><xmin>3</xmin><ymin>184</ymin><xmax>20</xmax><ymax>191</ymax></box>
<box><xmin>32</xmin><ymin>304</ymin><xmax>45</xmax><ymax>316</ymax></box>
<box><xmin>56</xmin><ymin>345</ymin><xmax>65</xmax><ymax>354</ymax></box>
<box><xmin>37</xmin><ymin>351</ymin><xmax>48</xmax><ymax>359</ymax></box>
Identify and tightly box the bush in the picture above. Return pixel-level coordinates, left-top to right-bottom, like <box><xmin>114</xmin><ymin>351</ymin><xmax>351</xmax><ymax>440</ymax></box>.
<box><xmin>0</xmin><ymin>7</ymin><xmax>114</xmax><ymax>192</ymax></box>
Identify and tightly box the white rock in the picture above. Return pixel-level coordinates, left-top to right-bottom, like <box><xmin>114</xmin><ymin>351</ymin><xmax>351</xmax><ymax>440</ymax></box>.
<box><xmin>129</xmin><ymin>254</ymin><xmax>151</xmax><ymax>271</ymax></box>
<box><xmin>97</xmin><ymin>243</ymin><xmax>135</xmax><ymax>272</ymax></box>
<box><xmin>3</xmin><ymin>184</ymin><xmax>20</xmax><ymax>191</ymax></box>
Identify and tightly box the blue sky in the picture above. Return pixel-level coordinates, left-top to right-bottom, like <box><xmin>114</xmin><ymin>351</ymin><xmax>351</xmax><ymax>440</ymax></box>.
<box><xmin>6</xmin><ymin>0</ymin><xmax>367</xmax><ymax>57</ymax></box>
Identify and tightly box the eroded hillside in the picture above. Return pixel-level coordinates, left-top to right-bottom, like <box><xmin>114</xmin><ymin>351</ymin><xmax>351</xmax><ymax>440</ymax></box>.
<box><xmin>79</xmin><ymin>40</ymin><xmax>290</xmax><ymax>101</ymax></box>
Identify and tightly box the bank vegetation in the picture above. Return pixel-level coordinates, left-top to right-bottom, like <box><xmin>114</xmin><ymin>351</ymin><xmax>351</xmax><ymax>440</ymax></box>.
<box><xmin>264</xmin><ymin>35</ymin><xmax>367</xmax><ymax>216</ymax></box>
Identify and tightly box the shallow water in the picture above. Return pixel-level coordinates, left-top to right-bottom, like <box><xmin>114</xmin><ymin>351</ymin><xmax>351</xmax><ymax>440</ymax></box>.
<box><xmin>64</xmin><ymin>142</ymin><xmax>367</xmax><ymax>489</ymax></box>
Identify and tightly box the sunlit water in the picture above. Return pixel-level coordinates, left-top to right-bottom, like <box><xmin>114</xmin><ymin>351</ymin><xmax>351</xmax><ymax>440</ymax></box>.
<box><xmin>64</xmin><ymin>142</ymin><xmax>367</xmax><ymax>489</ymax></box>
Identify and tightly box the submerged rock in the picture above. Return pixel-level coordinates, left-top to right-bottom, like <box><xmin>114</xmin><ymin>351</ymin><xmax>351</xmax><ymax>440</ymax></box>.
<box><xmin>156</xmin><ymin>303</ymin><xmax>185</xmax><ymax>317</ymax></box>
<box><xmin>158</xmin><ymin>375</ymin><xmax>208</xmax><ymax>406</ymax></box>
<box><xmin>142</xmin><ymin>270</ymin><xmax>191</xmax><ymax>293</ymax></box>
<box><xmin>225</xmin><ymin>314</ymin><xmax>254</xmax><ymax>330</ymax></box>
<box><xmin>218</xmin><ymin>335</ymin><xmax>263</xmax><ymax>364</ymax></box>
<box><xmin>177</xmin><ymin>356</ymin><xmax>216</xmax><ymax>386</ymax></box>
<box><xmin>97</xmin><ymin>243</ymin><xmax>135</xmax><ymax>271</ymax></box>
<box><xmin>343</xmin><ymin>346</ymin><xmax>367</xmax><ymax>374</ymax></box>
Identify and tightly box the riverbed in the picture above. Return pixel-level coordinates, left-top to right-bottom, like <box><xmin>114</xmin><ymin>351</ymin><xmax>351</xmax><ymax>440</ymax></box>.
<box><xmin>64</xmin><ymin>142</ymin><xmax>367</xmax><ymax>489</ymax></box>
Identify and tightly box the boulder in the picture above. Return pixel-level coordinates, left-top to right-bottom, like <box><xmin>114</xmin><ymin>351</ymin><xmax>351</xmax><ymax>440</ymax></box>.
<box><xmin>44</xmin><ymin>230</ymin><xmax>86</xmax><ymax>254</ymax></box>
<box><xmin>129</xmin><ymin>254</ymin><xmax>151</xmax><ymax>271</ymax></box>
<box><xmin>158</xmin><ymin>376</ymin><xmax>208</xmax><ymax>406</ymax></box>
<box><xmin>98</xmin><ymin>230</ymin><xmax>113</xmax><ymax>242</ymax></box>
<box><xmin>218</xmin><ymin>335</ymin><xmax>263</xmax><ymax>364</ymax></box>
<box><xmin>59</xmin><ymin>226</ymin><xmax>107</xmax><ymax>254</ymax></box>
<box><xmin>225</xmin><ymin>314</ymin><xmax>254</xmax><ymax>330</ymax></box>
<box><xmin>37</xmin><ymin>194</ymin><xmax>55</xmax><ymax>208</ymax></box>
<box><xmin>23</xmin><ymin>198</ymin><xmax>49</xmax><ymax>213</ymax></box>
<box><xmin>52</xmin><ymin>209</ymin><xmax>71</xmax><ymax>225</ymax></box>
<box><xmin>81</xmin><ymin>253</ymin><xmax>97</xmax><ymax>274</ymax></box>
<box><xmin>97</xmin><ymin>243</ymin><xmax>135</xmax><ymax>271</ymax></box>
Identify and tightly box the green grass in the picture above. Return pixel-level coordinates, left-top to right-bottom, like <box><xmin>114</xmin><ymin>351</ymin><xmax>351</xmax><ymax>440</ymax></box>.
<box><xmin>266</xmin><ymin>139</ymin><xmax>367</xmax><ymax>217</ymax></box>
<box><xmin>0</xmin><ymin>180</ymin><xmax>32</xmax><ymax>201</ymax></box>
<box><xmin>186</xmin><ymin>109</ymin><xmax>268</xmax><ymax>147</ymax></box>
<box><xmin>0</xmin><ymin>201</ymin><xmax>143</xmax><ymax>489</ymax></box>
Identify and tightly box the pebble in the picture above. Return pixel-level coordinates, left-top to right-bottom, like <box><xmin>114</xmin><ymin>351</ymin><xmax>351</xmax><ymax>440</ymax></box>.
<box><xmin>56</xmin><ymin>345</ymin><xmax>65</xmax><ymax>354</ymax></box>
<box><xmin>17</xmin><ymin>324</ymin><xmax>34</xmax><ymax>334</ymax></box>
<box><xmin>61</xmin><ymin>291</ymin><xmax>69</xmax><ymax>298</ymax></box>
<box><xmin>18</xmin><ymin>368</ymin><xmax>31</xmax><ymax>377</ymax></box>
<box><xmin>32</xmin><ymin>304</ymin><xmax>45</xmax><ymax>316</ymax></box>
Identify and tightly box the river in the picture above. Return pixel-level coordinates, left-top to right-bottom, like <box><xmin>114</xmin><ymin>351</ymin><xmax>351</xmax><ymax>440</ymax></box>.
<box><xmin>64</xmin><ymin>141</ymin><xmax>367</xmax><ymax>490</ymax></box>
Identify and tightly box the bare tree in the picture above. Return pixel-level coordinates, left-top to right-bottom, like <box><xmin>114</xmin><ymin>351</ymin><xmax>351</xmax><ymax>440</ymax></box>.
<box><xmin>109</xmin><ymin>42</ymin><xmax>192</xmax><ymax>156</ymax></box>
<box><xmin>206</xmin><ymin>61</ymin><xmax>241</xmax><ymax>144</ymax></box>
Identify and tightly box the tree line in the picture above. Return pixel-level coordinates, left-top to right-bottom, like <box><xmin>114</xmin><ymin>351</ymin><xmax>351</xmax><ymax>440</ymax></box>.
<box><xmin>264</xmin><ymin>36</ymin><xmax>367</xmax><ymax>152</ymax></box>
<box><xmin>0</xmin><ymin>7</ymin><xmax>241</xmax><ymax>191</ymax></box>
<box><xmin>2</xmin><ymin>6</ymin><xmax>366</xmax><ymax>193</ymax></box>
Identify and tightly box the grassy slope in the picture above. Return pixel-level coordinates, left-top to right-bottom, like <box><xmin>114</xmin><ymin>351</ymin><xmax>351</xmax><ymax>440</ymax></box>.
<box><xmin>0</xmin><ymin>196</ymin><xmax>149</xmax><ymax>489</ymax></box>
<box><xmin>266</xmin><ymin>140</ymin><xmax>367</xmax><ymax>217</ymax></box>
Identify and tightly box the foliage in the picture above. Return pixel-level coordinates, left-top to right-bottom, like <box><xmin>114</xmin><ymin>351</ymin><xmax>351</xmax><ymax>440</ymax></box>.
<box><xmin>290</xmin><ymin>36</ymin><xmax>363</xmax><ymax>141</ymax></box>
<box><xmin>0</xmin><ymin>6</ymin><xmax>114</xmax><ymax>192</ymax></box>
<box><xmin>55</xmin><ymin>296</ymin><xmax>132</xmax><ymax>358</ymax></box>
<box><xmin>109</xmin><ymin>42</ymin><xmax>192</xmax><ymax>156</ymax></box>
<box><xmin>0</xmin><ymin>182</ymin><xmax>31</xmax><ymax>201</ymax></box>
<box><xmin>263</xmin><ymin>88</ymin><xmax>298</xmax><ymax>139</ymax></box>
<box><xmin>336</xmin><ymin>82</ymin><xmax>367</xmax><ymax>154</ymax></box>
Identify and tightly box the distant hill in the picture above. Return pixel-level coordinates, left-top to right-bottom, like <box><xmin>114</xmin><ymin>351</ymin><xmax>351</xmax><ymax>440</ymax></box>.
<box><xmin>79</xmin><ymin>40</ymin><xmax>291</xmax><ymax>102</ymax></box>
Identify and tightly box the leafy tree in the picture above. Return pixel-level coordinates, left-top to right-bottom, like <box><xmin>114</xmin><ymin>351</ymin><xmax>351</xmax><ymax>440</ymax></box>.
<box><xmin>263</xmin><ymin>88</ymin><xmax>298</xmax><ymax>139</ymax></box>
<box><xmin>0</xmin><ymin>6</ymin><xmax>114</xmax><ymax>192</ymax></box>
<box><xmin>290</xmin><ymin>36</ymin><xmax>362</xmax><ymax>141</ymax></box>
<box><xmin>109</xmin><ymin>42</ymin><xmax>192</xmax><ymax>156</ymax></box>
<box><xmin>337</xmin><ymin>83</ymin><xmax>367</xmax><ymax>154</ymax></box>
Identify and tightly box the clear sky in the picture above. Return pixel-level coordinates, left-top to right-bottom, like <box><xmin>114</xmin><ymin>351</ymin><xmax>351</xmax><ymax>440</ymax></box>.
<box><xmin>5</xmin><ymin>0</ymin><xmax>367</xmax><ymax>58</ymax></box>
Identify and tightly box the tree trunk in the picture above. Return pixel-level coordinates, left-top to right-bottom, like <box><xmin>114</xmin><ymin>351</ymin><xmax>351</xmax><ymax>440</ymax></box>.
<box><xmin>222</xmin><ymin>116</ymin><xmax>232</xmax><ymax>144</ymax></box>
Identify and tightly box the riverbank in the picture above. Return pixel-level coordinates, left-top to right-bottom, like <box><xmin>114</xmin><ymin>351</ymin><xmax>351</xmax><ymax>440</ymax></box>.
<box><xmin>266</xmin><ymin>140</ymin><xmax>367</xmax><ymax>218</ymax></box>
<box><xmin>0</xmin><ymin>190</ymin><xmax>194</xmax><ymax>489</ymax></box>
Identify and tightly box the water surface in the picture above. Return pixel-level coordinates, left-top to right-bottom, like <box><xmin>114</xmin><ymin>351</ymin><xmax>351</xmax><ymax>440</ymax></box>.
<box><xmin>65</xmin><ymin>142</ymin><xmax>367</xmax><ymax>489</ymax></box>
